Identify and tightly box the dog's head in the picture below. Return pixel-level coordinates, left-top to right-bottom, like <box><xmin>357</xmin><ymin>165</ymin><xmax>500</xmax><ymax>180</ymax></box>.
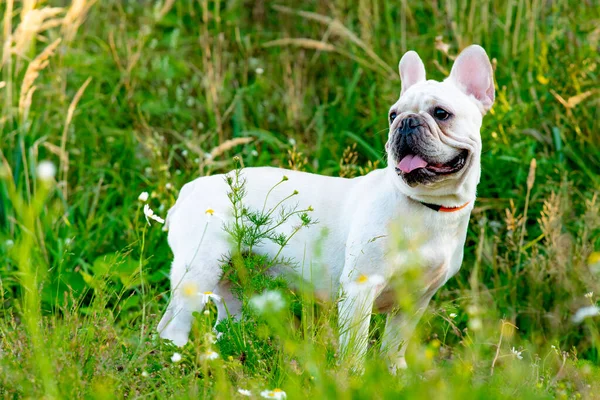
<box><xmin>386</xmin><ymin>45</ymin><xmax>494</xmax><ymax>202</ymax></box>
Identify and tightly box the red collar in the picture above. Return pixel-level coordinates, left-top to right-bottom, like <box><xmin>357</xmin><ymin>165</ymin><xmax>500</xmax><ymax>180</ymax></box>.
<box><xmin>419</xmin><ymin>201</ymin><xmax>470</xmax><ymax>213</ymax></box>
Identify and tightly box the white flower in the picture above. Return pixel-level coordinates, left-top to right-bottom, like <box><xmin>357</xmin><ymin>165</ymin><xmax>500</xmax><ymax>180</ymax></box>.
<box><xmin>37</xmin><ymin>160</ymin><xmax>56</xmax><ymax>181</ymax></box>
<box><xmin>511</xmin><ymin>347</ymin><xmax>523</xmax><ymax>360</ymax></box>
<box><xmin>250</xmin><ymin>290</ymin><xmax>286</xmax><ymax>314</ymax></box>
<box><xmin>200</xmin><ymin>350</ymin><xmax>219</xmax><ymax>361</ymax></box>
<box><xmin>5</xmin><ymin>239</ymin><xmax>14</xmax><ymax>247</ymax></box>
<box><xmin>288</xmin><ymin>138</ymin><xmax>296</xmax><ymax>146</ymax></box>
<box><xmin>171</xmin><ymin>352</ymin><xmax>182</xmax><ymax>362</ymax></box>
<box><xmin>346</xmin><ymin>274</ymin><xmax>385</xmax><ymax>295</ymax></box>
<box><xmin>469</xmin><ymin>317</ymin><xmax>482</xmax><ymax>331</ymax></box>
<box><xmin>251</xmin><ymin>150</ymin><xmax>259</xmax><ymax>157</ymax></box>
<box><xmin>143</xmin><ymin>204</ymin><xmax>165</xmax><ymax>225</ymax></box>
<box><xmin>199</xmin><ymin>291</ymin><xmax>222</xmax><ymax>304</ymax></box>
<box><xmin>572</xmin><ymin>305</ymin><xmax>600</xmax><ymax>324</ymax></box>
<box><xmin>255</xmin><ymin>67</ymin><xmax>264</xmax><ymax>75</ymax></box>
<box><xmin>165</xmin><ymin>183</ymin><xmax>173</xmax><ymax>190</ymax></box>
<box><xmin>203</xmin><ymin>310</ymin><xmax>210</xmax><ymax>315</ymax></box>
<box><xmin>585</xmin><ymin>292</ymin><xmax>593</xmax><ymax>299</ymax></box>
<box><xmin>204</xmin><ymin>332</ymin><xmax>216</xmax><ymax>344</ymax></box>
<box><xmin>138</xmin><ymin>191</ymin><xmax>149</xmax><ymax>202</ymax></box>
<box><xmin>65</xmin><ymin>238</ymin><xmax>73</xmax><ymax>246</ymax></box>
<box><xmin>449</xmin><ymin>313</ymin><xmax>457</xmax><ymax>318</ymax></box>
<box><xmin>141</xmin><ymin>370</ymin><xmax>149</xmax><ymax>377</ymax></box>
<box><xmin>182</xmin><ymin>150</ymin><xmax>188</xmax><ymax>157</ymax></box>
<box><xmin>238</xmin><ymin>388</ymin><xmax>252</xmax><ymax>396</ymax></box>
<box><xmin>260</xmin><ymin>389</ymin><xmax>286</xmax><ymax>399</ymax></box>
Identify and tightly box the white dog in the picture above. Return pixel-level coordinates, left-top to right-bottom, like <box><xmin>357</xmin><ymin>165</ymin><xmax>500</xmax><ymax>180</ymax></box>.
<box><xmin>158</xmin><ymin>45</ymin><xmax>495</xmax><ymax>373</ymax></box>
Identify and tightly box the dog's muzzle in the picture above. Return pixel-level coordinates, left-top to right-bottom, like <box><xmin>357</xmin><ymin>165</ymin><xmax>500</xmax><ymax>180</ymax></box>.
<box><xmin>391</xmin><ymin>114</ymin><xmax>468</xmax><ymax>186</ymax></box>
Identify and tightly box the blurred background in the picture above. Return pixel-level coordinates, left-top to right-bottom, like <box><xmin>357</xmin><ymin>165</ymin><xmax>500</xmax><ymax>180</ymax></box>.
<box><xmin>0</xmin><ymin>0</ymin><xmax>598</xmax><ymax>398</ymax></box>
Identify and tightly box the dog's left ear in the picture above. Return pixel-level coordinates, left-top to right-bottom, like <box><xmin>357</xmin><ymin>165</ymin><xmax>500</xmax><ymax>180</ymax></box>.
<box><xmin>399</xmin><ymin>51</ymin><xmax>426</xmax><ymax>96</ymax></box>
<box><xmin>448</xmin><ymin>45</ymin><xmax>495</xmax><ymax>113</ymax></box>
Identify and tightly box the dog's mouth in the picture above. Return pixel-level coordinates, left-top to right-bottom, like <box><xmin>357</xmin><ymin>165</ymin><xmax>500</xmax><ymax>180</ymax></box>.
<box><xmin>394</xmin><ymin>149</ymin><xmax>468</xmax><ymax>185</ymax></box>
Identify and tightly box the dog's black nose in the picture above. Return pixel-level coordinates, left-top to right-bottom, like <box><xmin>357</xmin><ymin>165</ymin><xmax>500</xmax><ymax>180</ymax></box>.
<box><xmin>399</xmin><ymin>116</ymin><xmax>421</xmax><ymax>134</ymax></box>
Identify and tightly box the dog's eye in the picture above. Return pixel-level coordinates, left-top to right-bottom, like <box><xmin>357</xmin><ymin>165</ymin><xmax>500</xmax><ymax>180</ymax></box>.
<box><xmin>389</xmin><ymin>112</ymin><xmax>397</xmax><ymax>124</ymax></box>
<box><xmin>433</xmin><ymin>107</ymin><xmax>451</xmax><ymax>121</ymax></box>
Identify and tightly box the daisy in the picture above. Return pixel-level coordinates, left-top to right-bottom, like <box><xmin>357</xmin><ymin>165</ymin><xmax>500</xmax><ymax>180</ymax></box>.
<box><xmin>171</xmin><ymin>352</ymin><xmax>182</xmax><ymax>363</ymax></box>
<box><xmin>572</xmin><ymin>305</ymin><xmax>600</xmax><ymax>324</ymax></box>
<box><xmin>37</xmin><ymin>160</ymin><xmax>56</xmax><ymax>181</ymax></box>
<box><xmin>346</xmin><ymin>274</ymin><xmax>385</xmax><ymax>294</ymax></box>
<box><xmin>250</xmin><ymin>290</ymin><xmax>286</xmax><ymax>314</ymax></box>
<box><xmin>143</xmin><ymin>204</ymin><xmax>165</xmax><ymax>225</ymax></box>
<box><xmin>510</xmin><ymin>347</ymin><xmax>523</xmax><ymax>360</ymax></box>
<box><xmin>200</xmin><ymin>291</ymin><xmax>222</xmax><ymax>303</ymax></box>
<box><xmin>138</xmin><ymin>191</ymin><xmax>149</xmax><ymax>202</ymax></box>
<box><xmin>238</xmin><ymin>388</ymin><xmax>252</xmax><ymax>396</ymax></box>
<box><xmin>260</xmin><ymin>388</ymin><xmax>286</xmax><ymax>399</ymax></box>
<box><xmin>200</xmin><ymin>350</ymin><xmax>219</xmax><ymax>361</ymax></box>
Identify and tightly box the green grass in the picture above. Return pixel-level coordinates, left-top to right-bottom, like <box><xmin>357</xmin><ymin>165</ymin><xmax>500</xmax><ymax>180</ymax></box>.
<box><xmin>1</xmin><ymin>0</ymin><xmax>599</xmax><ymax>398</ymax></box>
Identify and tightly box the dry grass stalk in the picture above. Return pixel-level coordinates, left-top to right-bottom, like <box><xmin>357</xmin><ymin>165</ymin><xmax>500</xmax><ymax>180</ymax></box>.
<box><xmin>18</xmin><ymin>38</ymin><xmax>61</xmax><ymax>122</ymax></box>
<box><xmin>62</xmin><ymin>0</ymin><xmax>96</xmax><ymax>44</ymax></box>
<box><xmin>272</xmin><ymin>5</ymin><xmax>395</xmax><ymax>77</ymax></box>
<box><xmin>156</xmin><ymin>0</ymin><xmax>176</xmax><ymax>21</ymax></box>
<box><xmin>59</xmin><ymin>77</ymin><xmax>92</xmax><ymax>199</ymax></box>
<box><xmin>10</xmin><ymin>7</ymin><xmax>64</xmax><ymax>61</ymax></box>
<box><xmin>207</xmin><ymin>137</ymin><xmax>254</xmax><ymax>161</ymax></box>
<box><xmin>263</xmin><ymin>38</ymin><xmax>336</xmax><ymax>52</ymax></box>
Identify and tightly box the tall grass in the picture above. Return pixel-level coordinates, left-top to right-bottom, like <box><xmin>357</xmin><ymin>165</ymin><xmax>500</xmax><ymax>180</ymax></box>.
<box><xmin>0</xmin><ymin>0</ymin><xmax>598</xmax><ymax>398</ymax></box>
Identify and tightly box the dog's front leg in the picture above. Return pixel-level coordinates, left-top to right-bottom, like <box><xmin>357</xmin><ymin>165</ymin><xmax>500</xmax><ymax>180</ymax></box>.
<box><xmin>337</xmin><ymin>280</ymin><xmax>381</xmax><ymax>371</ymax></box>
<box><xmin>380</xmin><ymin>292</ymin><xmax>434</xmax><ymax>374</ymax></box>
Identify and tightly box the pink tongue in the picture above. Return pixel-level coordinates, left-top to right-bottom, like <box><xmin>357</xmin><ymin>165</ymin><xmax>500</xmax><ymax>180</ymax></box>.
<box><xmin>398</xmin><ymin>154</ymin><xmax>428</xmax><ymax>173</ymax></box>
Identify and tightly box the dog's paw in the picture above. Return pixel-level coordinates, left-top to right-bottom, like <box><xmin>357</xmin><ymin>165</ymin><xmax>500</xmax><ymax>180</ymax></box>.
<box><xmin>388</xmin><ymin>357</ymin><xmax>408</xmax><ymax>375</ymax></box>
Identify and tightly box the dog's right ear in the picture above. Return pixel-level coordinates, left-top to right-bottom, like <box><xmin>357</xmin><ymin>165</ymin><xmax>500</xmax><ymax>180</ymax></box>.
<box><xmin>399</xmin><ymin>51</ymin><xmax>426</xmax><ymax>96</ymax></box>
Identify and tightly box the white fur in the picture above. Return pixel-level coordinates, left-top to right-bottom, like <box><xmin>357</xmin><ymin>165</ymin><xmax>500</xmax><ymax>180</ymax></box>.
<box><xmin>157</xmin><ymin>45</ymin><xmax>494</xmax><ymax>372</ymax></box>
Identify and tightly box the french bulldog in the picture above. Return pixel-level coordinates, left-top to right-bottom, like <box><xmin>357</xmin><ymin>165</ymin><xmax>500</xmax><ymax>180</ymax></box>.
<box><xmin>157</xmin><ymin>45</ymin><xmax>495</xmax><ymax>373</ymax></box>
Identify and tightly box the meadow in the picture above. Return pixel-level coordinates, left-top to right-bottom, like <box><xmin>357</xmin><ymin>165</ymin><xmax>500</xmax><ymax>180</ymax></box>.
<box><xmin>0</xmin><ymin>0</ymin><xmax>599</xmax><ymax>398</ymax></box>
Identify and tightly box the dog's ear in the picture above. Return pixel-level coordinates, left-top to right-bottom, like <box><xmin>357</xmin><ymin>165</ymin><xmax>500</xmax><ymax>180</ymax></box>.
<box><xmin>399</xmin><ymin>51</ymin><xmax>426</xmax><ymax>96</ymax></box>
<box><xmin>448</xmin><ymin>45</ymin><xmax>495</xmax><ymax>113</ymax></box>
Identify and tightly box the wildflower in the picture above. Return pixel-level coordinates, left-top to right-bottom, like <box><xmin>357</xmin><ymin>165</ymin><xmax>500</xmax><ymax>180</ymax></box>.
<box><xmin>288</xmin><ymin>138</ymin><xmax>296</xmax><ymax>146</ymax></box>
<box><xmin>250</xmin><ymin>290</ymin><xmax>286</xmax><ymax>314</ymax></box>
<box><xmin>200</xmin><ymin>350</ymin><xmax>219</xmax><ymax>361</ymax></box>
<box><xmin>449</xmin><ymin>313</ymin><xmax>457</xmax><ymax>318</ymax></box>
<box><xmin>585</xmin><ymin>292</ymin><xmax>593</xmax><ymax>299</ymax></box>
<box><xmin>238</xmin><ymin>388</ymin><xmax>252</xmax><ymax>396</ymax></box>
<box><xmin>143</xmin><ymin>204</ymin><xmax>165</xmax><ymax>225</ymax></box>
<box><xmin>182</xmin><ymin>282</ymin><xmax>198</xmax><ymax>298</ymax></box>
<box><xmin>260</xmin><ymin>389</ymin><xmax>286</xmax><ymax>399</ymax></box>
<box><xmin>171</xmin><ymin>352</ymin><xmax>182</xmax><ymax>363</ymax></box>
<box><xmin>256</xmin><ymin>67</ymin><xmax>264</xmax><ymax>75</ymax></box>
<box><xmin>138</xmin><ymin>191</ymin><xmax>149</xmax><ymax>202</ymax></box>
<box><xmin>205</xmin><ymin>208</ymin><xmax>215</xmax><ymax>216</ymax></box>
<box><xmin>165</xmin><ymin>183</ymin><xmax>173</xmax><ymax>190</ymax></box>
<box><xmin>141</xmin><ymin>371</ymin><xmax>149</xmax><ymax>377</ymax></box>
<box><xmin>572</xmin><ymin>306</ymin><xmax>600</xmax><ymax>324</ymax></box>
<box><xmin>251</xmin><ymin>150</ymin><xmax>259</xmax><ymax>157</ymax></box>
<box><xmin>346</xmin><ymin>274</ymin><xmax>385</xmax><ymax>294</ymax></box>
<box><xmin>200</xmin><ymin>291</ymin><xmax>222</xmax><ymax>304</ymax></box>
<box><xmin>469</xmin><ymin>317</ymin><xmax>482</xmax><ymax>331</ymax></box>
<box><xmin>37</xmin><ymin>160</ymin><xmax>56</xmax><ymax>181</ymax></box>
<box><xmin>5</xmin><ymin>240</ymin><xmax>14</xmax><ymax>247</ymax></box>
<box><xmin>182</xmin><ymin>149</ymin><xmax>188</xmax><ymax>157</ymax></box>
<box><xmin>65</xmin><ymin>238</ymin><xmax>73</xmax><ymax>246</ymax></box>
<box><xmin>511</xmin><ymin>347</ymin><xmax>523</xmax><ymax>360</ymax></box>
<box><xmin>205</xmin><ymin>332</ymin><xmax>216</xmax><ymax>344</ymax></box>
